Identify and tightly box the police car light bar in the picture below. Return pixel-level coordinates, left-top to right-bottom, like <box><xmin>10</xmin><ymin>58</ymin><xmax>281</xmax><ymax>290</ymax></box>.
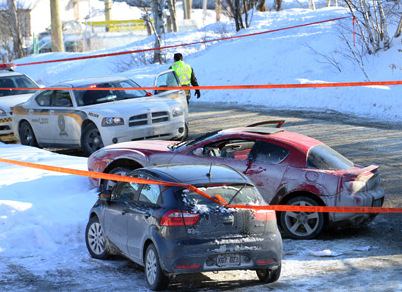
<box><xmin>0</xmin><ymin>63</ymin><xmax>15</xmax><ymax>71</ymax></box>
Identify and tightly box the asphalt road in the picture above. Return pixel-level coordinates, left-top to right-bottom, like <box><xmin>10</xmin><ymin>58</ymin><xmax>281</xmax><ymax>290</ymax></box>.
<box><xmin>2</xmin><ymin>103</ymin><xmax>402</xmax><ymax>291</ymax></box>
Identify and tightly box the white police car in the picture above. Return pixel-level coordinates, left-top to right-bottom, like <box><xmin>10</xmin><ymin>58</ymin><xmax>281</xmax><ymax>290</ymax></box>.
<box><xmin>0</xmin><ymin>64</ymin><xmax>39</xmax><ymax>142</ymax></box>
<box><xmin>12</xmin><ymin>74</ymin><xmax>188</xmax><ymax>155</ymax></box>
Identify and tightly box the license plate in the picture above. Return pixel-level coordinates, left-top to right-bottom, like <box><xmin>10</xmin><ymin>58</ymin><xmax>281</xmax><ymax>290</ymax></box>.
<box><xmin>216</xmin><ymin>254</ymin><xmax>241</xmax><ymax>267</ymax></box>
<box><xmin>372</xmin><ymin>198</ymin><xmax>383</xmax><ymax>207</ymax></box>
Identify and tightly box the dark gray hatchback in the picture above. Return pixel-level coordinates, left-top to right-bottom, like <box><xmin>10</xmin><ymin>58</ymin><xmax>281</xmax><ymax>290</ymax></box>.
<box><xmin>85</xmin><ymin>164</ymin><xmax>282</xmax><ymax>290</ymax></box>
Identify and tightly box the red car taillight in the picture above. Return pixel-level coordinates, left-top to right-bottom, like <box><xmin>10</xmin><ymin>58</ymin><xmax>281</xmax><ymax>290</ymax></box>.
<box><xmin>254</xmin><ymin>210</ymin><xmax>276</xmax><ymax>221</ymax></box>
<box><xmin>160</xmin><ymin>210</ymin><xmax>200</xmax><ymax>226</ymax></box>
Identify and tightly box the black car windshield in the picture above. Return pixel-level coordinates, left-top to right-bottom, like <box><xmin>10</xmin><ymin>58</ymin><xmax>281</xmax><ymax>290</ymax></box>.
<box><xmin>170</xmin><ymin>130</ymin><xmax>221</xmax><ymax>150</ymax></box>
<box><xmin>0</xmin><ymin>75</ymin><xmax>38</xmax><ymax>97</ymax></box>
<box><xmin>307</xmin><ymin>144</ymin><xmax>354</xmax><ymax>170</ymax></box>
<box><xmin>74</xmin><ymin>80</ymin><xmax>148</xmax><ymax>106</ymax></box>
<box><xmin>181</xmin><ymin>184</ymin><xmax>266</xmax><ymax>208</ymax></box>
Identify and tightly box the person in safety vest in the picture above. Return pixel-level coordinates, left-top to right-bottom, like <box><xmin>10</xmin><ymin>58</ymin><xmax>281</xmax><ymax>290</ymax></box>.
<box><xmin>170</xmin><ymin>53</ymin><xmax>200</xmax><ymax>104</ymax></box>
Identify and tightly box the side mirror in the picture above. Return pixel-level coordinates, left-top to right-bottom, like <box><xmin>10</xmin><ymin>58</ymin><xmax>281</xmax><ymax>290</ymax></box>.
<box><xmin>99</xmin><ymin>191</ymin><xmax>111</xmax><ymax>202</ymax></box>
<box><xmin>193</xmin><ymin>147</ymin><xmax>204</xmax><ymax>156</ymax></box>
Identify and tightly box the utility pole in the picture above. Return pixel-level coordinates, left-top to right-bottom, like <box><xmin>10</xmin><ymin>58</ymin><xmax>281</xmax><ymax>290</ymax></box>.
<box><xmin>215</xmin><ymin>0</ymin><xmax>221</xmax><ymax>22</ymax></box>
<box><xmin>50</xmin><ymin>0</ymin><xmax>64</xmax><ymax>52</ymax></box>
<box><xmin>73</xmin><ymin>0</ymin><xmax>80</xmax><ymax>21</ymax></box>
<box><xmin>105</xmin><ymin>0</ymin><xmax>112</xmax><ymax>32</ymax></box>
<box><xmin>183</xmin><ymin>0</ymin><xmax>192</xmax><ymax>20</ymax></box>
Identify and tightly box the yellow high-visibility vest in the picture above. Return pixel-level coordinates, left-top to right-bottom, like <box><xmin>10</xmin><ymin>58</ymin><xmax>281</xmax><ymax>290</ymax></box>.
<box><xmin>171</xmin><ymin>61</ymin><xmax>192</xmax><ymax>86</ymax></box>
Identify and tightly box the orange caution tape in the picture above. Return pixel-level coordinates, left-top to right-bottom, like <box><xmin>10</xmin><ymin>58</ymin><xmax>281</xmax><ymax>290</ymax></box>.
<box><xmin>1</xmin><ymin>157</ymin><xmax>401</xmax><ymax>214</ymax></box>
<box><xmin>2</xmin><ymin>80</ymin><xmax>402</xmax><ymax>93</ymax></box>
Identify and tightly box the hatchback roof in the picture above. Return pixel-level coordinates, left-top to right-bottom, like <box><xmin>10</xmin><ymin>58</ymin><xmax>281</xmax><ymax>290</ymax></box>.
<box><xmin>144</xmin><ymin>164</ymin><xmax>250</xmax><ymax>186</ymax></box>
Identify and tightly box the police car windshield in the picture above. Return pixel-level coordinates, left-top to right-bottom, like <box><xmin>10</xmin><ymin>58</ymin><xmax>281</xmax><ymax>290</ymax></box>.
<box><xmin>0</xmin><ymin>76</ymin><xmax>38</xmax><ymax>97</ymax></box>
<box><xmin>75</xmin><ymin>80</ymin><xmax>148</xmax><ymax>106</ymax></box>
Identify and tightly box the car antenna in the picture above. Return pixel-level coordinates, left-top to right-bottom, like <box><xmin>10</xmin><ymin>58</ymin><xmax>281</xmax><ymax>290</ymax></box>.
<box><xmin>206</xmin><ymin>163</ymin><xmax>212</xmax><ymax>179</ymax></box>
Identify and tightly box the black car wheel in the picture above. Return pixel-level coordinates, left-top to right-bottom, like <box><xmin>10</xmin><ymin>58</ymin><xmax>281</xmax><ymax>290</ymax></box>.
<box><xmin>81</xmin><ymin>123</ymin><xmax>104</xmax><ymax>156</ymax></box>
<box><xmin>145</xmin><ymin>244</ymin><xmax>169</xmax><ymax>291</ymax></box>
<box><xmin>256</xmin><ymin>265</ymin><xmax>281</xmax><ymax>283</ymax></box>
<box><xmin>101</xmin><ymin>167</ymin><xmax>133</xmax><ymax>192</ymax></box>
<box><xmin>280</xmin><ymin>195</ymin><xmax>325</xmax><ymax>240</ymax></box>
<box><xmin>19</xmin><ymin>121</ymin><xmax>38</xmax><ymax>147</ymax></box>
<box><xmin>85</xmin><ymin>216</ymin><xmax>111</xmax><ymax>260</ymax></box>
<box><xmin>181</xmin><ymin>122</ymin><xmax>189</xmax><ymax>141</ymax></box>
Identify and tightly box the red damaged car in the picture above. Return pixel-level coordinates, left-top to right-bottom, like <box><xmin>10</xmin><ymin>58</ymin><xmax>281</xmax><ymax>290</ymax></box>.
<box><xmin>88</xmin><ymin>121</ymin><xmax>384</xmax><ymax>239</ymax></box>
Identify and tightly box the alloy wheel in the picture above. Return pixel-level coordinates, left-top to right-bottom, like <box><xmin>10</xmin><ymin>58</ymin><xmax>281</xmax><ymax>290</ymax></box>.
<box><xmin>87</xmin><ymin>222</ymin><xmax>106</xmax><ymax>256</ymax></box>
<box><xmin>284</xmin><ymin>200</ymin><xmax>320</xmax><ymax>237</ymax></box>
<box><xmin>146</xmin><ymin>248</ymin><xmax>157</xmax><ymax>286</ymax></box>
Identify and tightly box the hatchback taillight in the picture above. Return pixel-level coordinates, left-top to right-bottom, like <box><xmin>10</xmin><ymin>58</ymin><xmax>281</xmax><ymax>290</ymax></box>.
<box><xmin>160</xmin><ymin>210</ymin><xmax>200</xmax><ymax>226</ymax></box>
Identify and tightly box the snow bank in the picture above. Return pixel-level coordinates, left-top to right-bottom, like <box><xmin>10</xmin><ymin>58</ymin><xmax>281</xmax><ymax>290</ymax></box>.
<box><xmin>0</xmin><ymin>143</ymin><xmax>97</xmax><ymax>274</ymax></box>
<box><xmin>14</xmin><ymin>7</ymin><xmax>402</xmax><ymax>122</ymax></box>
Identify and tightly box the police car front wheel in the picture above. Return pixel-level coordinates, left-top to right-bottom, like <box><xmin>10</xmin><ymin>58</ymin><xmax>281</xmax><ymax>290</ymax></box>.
<box><xmin>82</xmin><ymin>123</ymin><xmax>104</xmax><ymax>156</ymax></box>
<box><xmin>19</xmin><ymin>121</ymin><xmax>38</xmax><ymax>147</ymax></box>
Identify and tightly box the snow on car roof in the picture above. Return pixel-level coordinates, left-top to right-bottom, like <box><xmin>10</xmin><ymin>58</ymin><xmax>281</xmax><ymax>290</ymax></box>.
<box><xmin>56</xmin><ymin>76</ymin><xmax>131</xmax><ymax>88</ymax></box>
<box><xmin>0</xmin><ymin>71</ymin><xmax>23</xmax><ymax>77</ymax></box>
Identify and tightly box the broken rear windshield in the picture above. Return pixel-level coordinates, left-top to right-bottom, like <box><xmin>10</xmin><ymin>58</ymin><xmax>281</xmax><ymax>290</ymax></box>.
<box><xmin>181</xmin><ymin>184</ymin><xmax>265</xmax><ymax>208</ymax></box>
<box><xmin>307</xmin><ymin>144</ymin><xmax>354</xmax><ymax>170</ymax></box>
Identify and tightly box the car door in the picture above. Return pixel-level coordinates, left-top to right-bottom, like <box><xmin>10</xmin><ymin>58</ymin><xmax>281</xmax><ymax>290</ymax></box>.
<box><xmin>29</xmin><ymin>90</ymin><xmax>54</xmax><ymax>143</ymax></box>
<box><xmin>103</xmin><ymin>182</ymin><xmax>141</xmax><ymax>255</ymax></box>
<box><xmin>48</xmin><ymin>90</ymin><xmax>78</xmax><ymax>144</ymax></box>
<box><xmin>126</xmin><ymin>177</ymin><xmax>161</xmax><ymax>262</ymax></box>
<box><xmin>154</xmin><ymin>70</ymin><xmax>188</xmax><ymax>119</ymax></box>
<box><xmin>244</xmin><ymin>141</ymin><xmax>289</xmax><ymax>202</ymax></box>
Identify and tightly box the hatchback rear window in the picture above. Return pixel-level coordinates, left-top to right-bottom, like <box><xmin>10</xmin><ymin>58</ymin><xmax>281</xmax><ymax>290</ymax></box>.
<box><xmin>307</xmin><ymin>144</ymin><xmax>354</xmax><ymax>170</ymax></box>
<box><xmin>181</xmin><ymin>184</ymin><xmax>266</xmax><ymax>208</ymax></box>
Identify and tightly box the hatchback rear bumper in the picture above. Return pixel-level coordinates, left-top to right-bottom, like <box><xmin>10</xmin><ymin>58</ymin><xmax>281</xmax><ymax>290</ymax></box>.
<box><xmin>156</xmin><ymin>232</ymin><xmax>282</xmax><ymax>274</ymax></box>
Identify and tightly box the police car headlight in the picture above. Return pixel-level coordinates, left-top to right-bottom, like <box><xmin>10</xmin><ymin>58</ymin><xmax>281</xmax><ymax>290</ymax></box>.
<box><xmin>101</xmin><ymin>117</ymin><xmax>124</xmax><ymax>127</ymax></box>
<box><xmin>0</xmin><ymin>108</ymin><xmax>7</xmax><ymax>116</ymax></box>
<box><xmin>172</xmin><ymin>107</ymin><xmax>184</xmax><ymax>117</ymax></box>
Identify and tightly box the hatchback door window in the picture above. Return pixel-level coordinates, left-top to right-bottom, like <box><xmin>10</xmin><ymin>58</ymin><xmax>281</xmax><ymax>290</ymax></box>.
<box><xmin>249</xmin><ymin>141</ymin><xmax>288</xmax><ymax>164</ymax></box>
<box><xmin>111</xmin><ymin>182</ymin><xmax>141</xmax><ymax>202</ymax></box>
<box><xmin>139</xmin><ymin>184</ymin><xmax>161</xmax><ymax>205</ymax></box>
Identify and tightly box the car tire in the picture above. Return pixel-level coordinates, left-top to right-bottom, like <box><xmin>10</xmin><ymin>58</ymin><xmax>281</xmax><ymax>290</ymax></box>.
<box><xmin>181</xmin><ymin>122</ymin><xmax>189</xmax><ymax>141</ymax></box>
<box><xmin>19</xmin><ymin>120</ymin><xmax>38</xmax><ymax>147</ymax></box>
<box><xmin>256</xmin><ymin>265</ymin><xmax>281</xmax><ymax>283</ymax></box>
<box><xmin>144</xmin><ymin>244</ymin><xmax>169</xmax><ymax>291</ymax></box>
<box><xmin>279</xmin><ymin>195</ymin><xmax>325</xmax><ymax>240</ymax></box>
<box><xmin>85</xmin><ymin>216</ymin><xmax>111</xmax><ymax>260</ymax></box>
<box><xmin>101</xmin><ymin>166</ymin><xmax>133</xmax><ymax>192</ymax></box>
<box><xmin>81</xmin><ymin>123</ymin><xmax>104</xmax><ymax>156</ymax></box>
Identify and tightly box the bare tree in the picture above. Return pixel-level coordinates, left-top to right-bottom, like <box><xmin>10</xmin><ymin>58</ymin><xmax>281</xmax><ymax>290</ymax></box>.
<box><xmin>225</xmin><ymin>0</ymin><xmax>257</xmax><ymax>31</ymax></box>
<box><xmin>395</xmin><ymin>15</ymin><xmax>402</xmax><ymax>37</ymax></box>
<box><xmin>216</xmin><ymin>0</ymin><xmax>222</xmax><ymax>21</ymax></box>
<box><xmin>256</xmin><ymin>0</ymin><xmax>267</xmax><ymax>11</ymax></box>
<box><xmin>166</xmin><ymin>0</ymin><xmax>177</xmax><ymax>32</ymax></box>
<box><xmin>151</xmin><ymin>0</ymin><xmax>165</xmax><ymax>64</ymax></box>
<box><xmin>344</xmin><ymin>0</ymin><xmax>390</xmax><ymax>54</ymax></box>
<box><xmin>7</xmin><ymin>0</ymin><xmax>24</xmax><ymax>58</ymax></box>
